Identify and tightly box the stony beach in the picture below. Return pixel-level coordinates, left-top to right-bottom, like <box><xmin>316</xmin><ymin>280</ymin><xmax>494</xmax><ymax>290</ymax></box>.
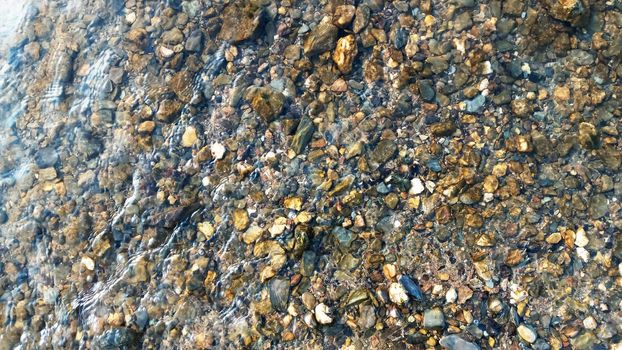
<box><xmin>0</xmin><ymin>0</ymin><xmax>621</xmax><ymax>349</ymax></box>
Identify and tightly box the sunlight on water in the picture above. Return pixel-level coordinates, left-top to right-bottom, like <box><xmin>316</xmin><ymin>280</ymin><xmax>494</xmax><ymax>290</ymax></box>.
<box><xmin>0</xmin><ymin>0</ymin><xmax>29</xmax><ymax>53</ymax></box>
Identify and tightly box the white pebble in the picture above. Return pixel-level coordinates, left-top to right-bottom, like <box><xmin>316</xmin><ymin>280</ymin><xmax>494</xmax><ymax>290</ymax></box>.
<box><xmin>314</xmin><ymin>303</ymin><xmax>333</xmax><ymax>324</ymax></box>
<box><xmin>575</xmin><ymin>227</ymin><xmax>589</xmax><ymax>247</ymax></box>
<box><xmin>432</xmin><ymin>284</ymin><xmax>443</xmax><ymax>295</ymax></box>
<box><xmin>517</xmin><ymin>324</ymin><xmax>537</xmax><ymax>343</ymax></box>
<box><xmin>481</xmin><ymin>61</ymin><xmax>493</xmax><ymax>75</ymax></box>
<box><xmin>389</xmin><ymin>282</ymin><xmax>409</xmax><ymax>305</ymax></box>
<box><xmin>210</xmin><ymin>142</ymin><xmax>226</xmax><ymax>160</ymax></box>
<box><xmin>158</xmin><ymin>45</ymin><xmax>174</xmax><ymax>58</ymax></box>
<box><xmin>576</xmin><ymin>247</ymin><xmax>589</xmax><ymax>262</ymax></box>
<box><xmin>409</xmin><ymin>177</ymin><xmax>425</xmax><ymax>195</ymax></box>
<box><xmin>81</xmin><ymin>256</ymin><xmax>95</xmax><ymax>271</ymax></box>
<box><xmin>446</xmin><ymin>287</ymin><xmax>457</xmax><ymax>304</ymax></box>
<box><xmin>125</xmin><ymin>12</ymin><xmax>136</xmax><ymax>24</ymax></box>
<box><xmin>583</xmin><ymin>316</ymin><xmax>597</xmax><ymax>330</ymax></box>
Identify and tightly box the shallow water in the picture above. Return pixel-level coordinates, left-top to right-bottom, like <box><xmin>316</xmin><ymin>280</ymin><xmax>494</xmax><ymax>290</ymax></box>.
<box><xmin>1</xmin><ymin>0</ymin><xmax>622</xmax><ymax>349</ymax></box>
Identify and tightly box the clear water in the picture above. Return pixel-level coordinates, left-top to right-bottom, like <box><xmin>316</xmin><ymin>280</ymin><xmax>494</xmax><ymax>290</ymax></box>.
<box><xmin>1</xmin><ymin>1</ymin><xmax>621</xmax><ymax>349</ymax></box>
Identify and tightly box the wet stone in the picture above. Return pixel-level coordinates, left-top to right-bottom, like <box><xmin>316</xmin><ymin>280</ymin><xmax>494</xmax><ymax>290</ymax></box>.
<box><xmin>517</xmin><ymin>324</ymin><xmax>537</xmax><ymax>343</ymax></box>
<box><xmin>399</xmin><ymin>275</ymin><xmax>423</xmax><ymax>300</ymax></box>
<box><xmin>269</xmin><ymin>278</ymin><xmax>290</xmax><ymax>312</ymax></box>
<box><xmin>423</xmin><ymin>308</ymin><xmax>445</xmax><ymax>329</ymax></box>
<box><xmin>301</xmin><ymin>250</ymin><xmax>316</xmax><ymax>277</ymax></box>
<box><xmin>571</xmin><ymin>332</ymin><xmax>597</xmax><ymax>350</ymax></box>
<box><xmin>578</xmin><ymin>122</ymin><xmax>598</xmax><ymax>149</ymax></box>
<box><xmin>430</xmin><ymin>121</ymin><xmax>456</xmax><ymax>136</ymax></box>
<box><xmin>218</xmin><ymin>2</ymin><xmax>267</xmax><ymax>43</ymax></box>
<box><xmin>304</xmin><ymin>22</ymin><xmax>338</xmax><ymax>56</ymax></box>
<box><xmin>418</xmin><ymin>79</ymin><xmax>435</xmax><ymax>101</ymax></box>
<box><xmin>589</xmin><ymin>194</ymin><xmax>608</xmax><ymax>219</ymax></box>
<box><xmin>464</xmin><ymin>94</ymin><xmax>486</xmax><ymax>113</ymax></box>
<box><xmin>169</xmin><ymin>71</ymin><xmax>194</xmax><ymax>103</ymax></box>
<box><xmin>439</xmin><ymin>335</ymin><xmax>480</xmax><ymax>350</ymax></box>
<box><xmin>35</xmin><ymin>147</ymin><xmax>58</xmax><ymax>168</ymax></box>
<box><xmin>352</xmin><ymin>5</ymin><xmax>371</xmax><ymax>33</ymax></box>
<box><xmin>333</xmin><ymin>5</ymin><xmax>355</xmax><ymax>28</ymax></box>
<box><xmin>333</xmin><ymin>35</ymin><xmax>357</xmax><ymax>74</ymax></box>
<box><xmin>454</xmin><ymin>12</ymin><xmax>473</xmax><ymax>32</ymax></box>
<box><xmin>185</xmin><ymin>30</ymin><xmax>203</xmax><ymax>52</ymax></box>
<box><xmin>542</xmin><ymin>0</ymin><xmax>590</xmax><ymax>27</ymax></box>
<box><xmin>290</xmin><ymin>116</ymin><xmax>315</xmax><ymax>155</ymax></box>
<box><xmin>233</xmin><ymin>209</ymin><xmax>250</xmax><ymax>231</ymax></box>
<box><xmin>369</xmin><ymin>140</ymin><xmax>397</xmax><ymax>168</ymax></box>
<box><xmin>333</xmin><ymin>227</ymin><xmax>355</xmax><ymax>249</ymax></box>
<box><xmin>249</xmin><ymin>87</ymin><xmax>286</xmax><ymax>122</ymax></box>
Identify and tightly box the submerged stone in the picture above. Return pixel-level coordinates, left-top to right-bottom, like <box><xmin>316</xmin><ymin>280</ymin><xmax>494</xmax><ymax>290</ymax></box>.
<box><xmin>304</xmin><ymin>22</ymin><xmax>338</xmax><ymax>56</ymax></box>
<box><xmin>290</xmin><ymin>116</ymin><xmax>315</xmax><ymax>154</ymax></box>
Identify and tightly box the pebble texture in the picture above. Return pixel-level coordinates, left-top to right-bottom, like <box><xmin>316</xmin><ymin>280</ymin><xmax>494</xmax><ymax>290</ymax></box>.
<box><xmin>0</xmin><ymin>0</ymin><xmax>621</xmax><ymax>349</ymax></box>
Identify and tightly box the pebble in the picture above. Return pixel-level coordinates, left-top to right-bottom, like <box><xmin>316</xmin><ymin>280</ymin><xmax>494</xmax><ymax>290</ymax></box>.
<box><xmin>423</xmin><ymin>308</ymin><xmax>445</xmax><ymax>329</ymax></box>
<box><xmin>583</xmin><ymin>316</ymin><xmax>597</xmax><ymax>330</ymax></box>
<box><xmin>333</xmin><ymin>35</ymin><xmax>357</xmax><ymax>73</ymax></box>
<box><xmin>446</xmin><ymin>287</ymin><xmax>458</xmax><ymax>303</ymax></box>
<box><xmin>210</xmin><ymin>143</ymin><xmax>226</xmax><ymax>160</ymax></box>
<box><xmin>314</xmin><ymin>303</ymin><xmax>333</xmax><ymax>324</ymax></box>
<box><xmin>290</xmin><ymin>116</ymin><xmax>315</xmax><ymax>155</ymax></box>
<box><xmin>409</xmin><ymin>177</ymin><xmax>425</xmax><ymax>195</ymax></box>
<box><xmin>575</xmin><ymin>227</ymin><xmax>589</xmax><ymax>247</ymax></box>
<box><xmin>389</xmin><ymin>282</ymin><xmax>409</xmax><ymax>305</ymax></box>
<box><xmin>232</xmin><ymin>209</ymin><xmax>250</xmax><ymax>231</ymax></box>
<box><xmin>269</xmin><ymin>279</ymin><xmax>290</xmax><ymax>312</ymax></box>
<box><xmin>181</xmin><ymin>126</ymin><xmax>198</xmax><ymax>147</ymax></box>
<box><xmin>81</xmin><ymin>256</ymin><xmax>95</xmax><ymax>271</ymax></box>
<box><xmin>517</xmin><ymin>324</ymin><xmax>537</xmax><ymax>343</ymax></box>
<box><xmin>303</xmin><ymin>22</ymin><xmax>338</xmax><ymax>56</ymax></box>
<box><xmin>439</xmin><ymin>335</ymin><xmax>480</xmax><ymax>350</ymax></box>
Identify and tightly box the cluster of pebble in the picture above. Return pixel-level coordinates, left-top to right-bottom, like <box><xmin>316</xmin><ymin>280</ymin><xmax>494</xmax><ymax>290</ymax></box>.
<box><xmin>0</xmin><ymin>0</ymin><xmax>621</xmax><ymax>349</ymax></box>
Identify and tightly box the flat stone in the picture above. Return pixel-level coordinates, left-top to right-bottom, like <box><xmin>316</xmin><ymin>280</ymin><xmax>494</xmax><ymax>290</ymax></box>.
<box><xmin>185</xmin><ymin>30</ymin><xmax>203</xmax><ymax>52</ymax></box>
<box><xmin>409</xmin><ymin>178</ymin><xmax>425</xmax><ymax>195</ymax></box>
<box><xmin>242</xmin><ymin>225</ymin><xmax>263</xmax><ymax>244</ymax></box>
<box><xmin>578</xmin><ymin>122</ymin><xmax>598</xmax><ymax>149</ymax></box>
<box><xmin>389</xmin><ymin>282</ymin><xmax>409</xmax><ymax>305</ymax></box>
<box><xmin>156</xmin><ymin>99</ymin><xmax>182</xmax><ymax>122</ymax></box>
<box><xmin>161</xmin><ymin>28</ymin><xmax>184</xmax><ymax>45</ymax></box>
<box><xmin>35</xmin><ymin>147</ymin><xmax>59</xmax><ymax>168</ymax></box>
<box><xmin>369</xmin><ymin>140</ymin><xmax>397</xmax><ymax>167</ymax></box>
<box><xmin>430</xmin><ymin>121</ymin><xmax>456</xmax><ymax>136</ymax></box>
<box><xmin>138</xmin><ymin>121</ymin><xmax>155</xmax><ymax>133</ymax></box>
<box><xmin>352</xmin><ymin>5</ymin><xmax>371</xmax><ymax>33</ymax></box>
<box><xmin>283</xmin><ymin>196</ymin><xmax>303</xmax><ymax>211</ymax></box>
<box><xmin>589</xmin><ymin>194</ymin><xmax>608</xmax><ymax>219</ymax></box>
<box><xmin>169</xmin><ymin>71</ymin><xmax>194</xmax><ymax>103</ymax></box>
<box><xmin>269</xmin><ymin>278</ymin><xmax>290</xmax><ymax>312</ymax></box>
<box><xmin>464</xmin><ymin>94</ymin><xmax>486</xmax><ymax>113</ymax></box>
<box><xmin>454</xmin><ymin>12</ymin><xmax>473</xmax><ymax>32</ymax></box>
<box><xmin>290</xmin><ymin>116</ymin><xmax>315</xmax><ymax>155</ymax></box>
